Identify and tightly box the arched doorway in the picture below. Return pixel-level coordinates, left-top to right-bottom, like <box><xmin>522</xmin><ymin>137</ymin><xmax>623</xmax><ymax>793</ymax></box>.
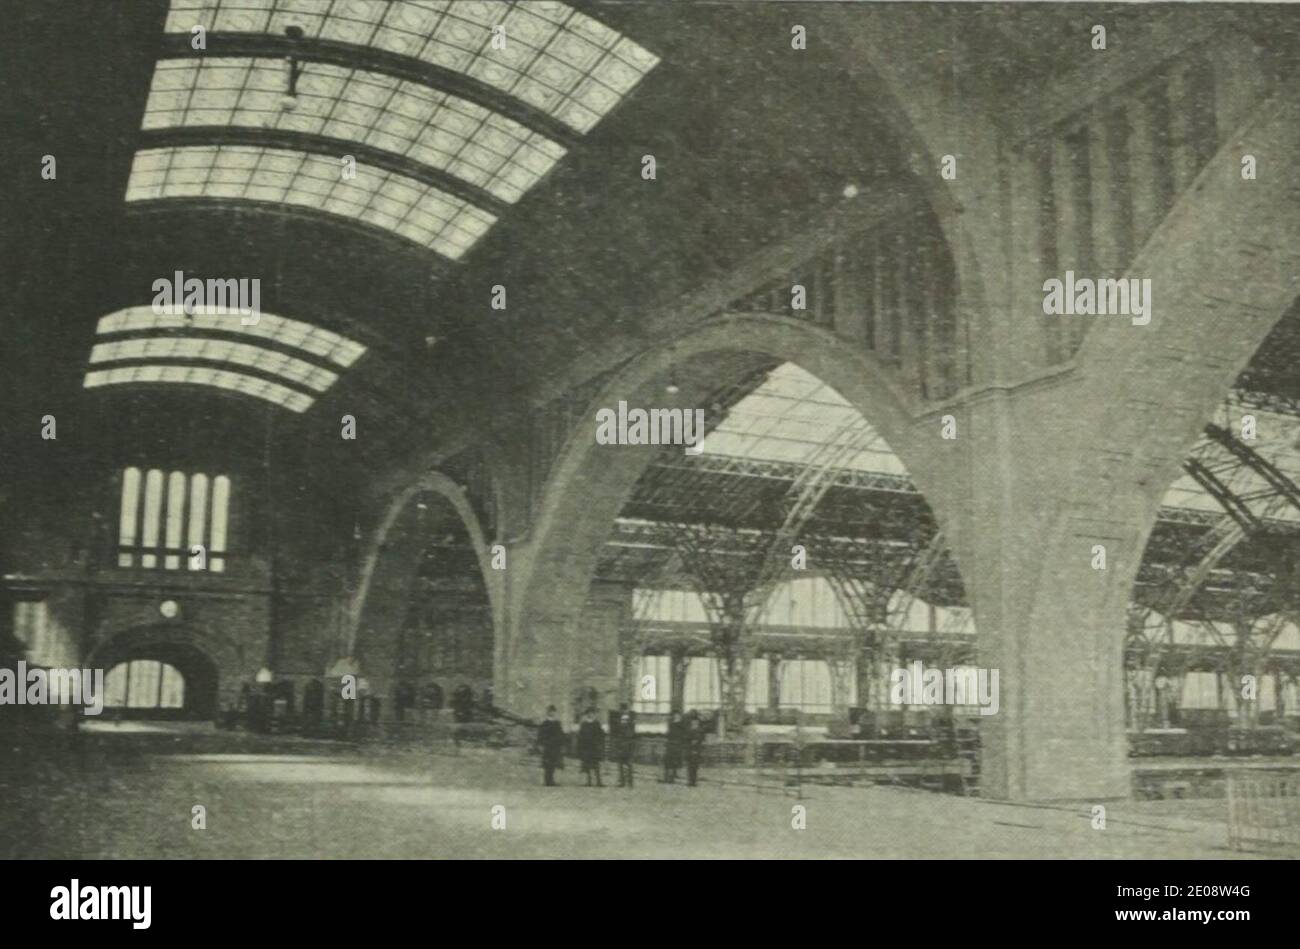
<box><xmin>97</xmin><ymin>643</ymin><xmax>218</xmax><ymax>720</ymax></box>
<box><xmin>88</xmin><ymin>623</ymin><xmax>242</xmax><ymax>721</ymax></box>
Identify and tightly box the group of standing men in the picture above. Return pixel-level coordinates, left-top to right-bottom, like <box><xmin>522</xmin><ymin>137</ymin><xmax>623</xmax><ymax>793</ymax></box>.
<box><xmin>536</xmin><ymin>704</ymin><xmax>708</xmax><ymax>788</ymax></box>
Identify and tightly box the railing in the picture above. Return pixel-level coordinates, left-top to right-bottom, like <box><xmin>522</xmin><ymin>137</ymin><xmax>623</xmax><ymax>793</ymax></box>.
<box><xmin>1226</xmin><ymin>768</ymin><xmax>1300</xmax><ymax>852</ymax></box>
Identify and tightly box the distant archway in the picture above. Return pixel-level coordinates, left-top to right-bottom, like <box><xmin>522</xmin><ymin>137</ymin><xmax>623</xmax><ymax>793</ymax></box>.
<box><xmin>504</xmin><ymin>313</ymin><xmax>968</xmax><ymax>718</ymax></box>
<box><xmin>350</xmin><ymin>473</ymin><xmax>498</xmax><ymax>710</ymax></box>
<box><xmin>90</xmin><ymin>629</ymin><xmax>231</xmax><ymax>719</ymax></box>
<box><xmin>349</xmin><ymin>471</ymin><xmax>500</xmax><ymax>645</ymax></box>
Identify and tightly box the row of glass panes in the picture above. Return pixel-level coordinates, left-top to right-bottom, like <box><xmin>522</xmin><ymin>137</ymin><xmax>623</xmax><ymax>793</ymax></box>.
<box><xmin>127</xmin><ymin>145</ymin><xmax>496</xmax><ymax>259</ymax></box>
<box><xmin>86</xmin><ymin>364</ymin><xmax>315</xmax><ymax>413</ymax></box>
<box><xmin>98</xmin><ymin>305</ymin><xmax>367</xmax><ymax>368</ymax></box>
<box><xmin>700</xmin><ymin>364</ymin><xmax>910</xmax><ymax>474</ymax></box>
<box><xmin>629</xmin><ymin>656</ymin><xmax>843</xmax><ymax>715</ymax></box>
<box><xmin>633</xmin><ymin>581</ymin><xmax>975</xmax><ymax>633</ymax></box>
<box><xmin>119</xmin><ymin>468</ymin><xmax>231</xmax><ymax>571</ymax></box>
<box><xmin>90</xmin><ymin>338</ymin><xmax>338</xmax><ymax>392</ymax></box>
<box><xmin>163</xmin><ymin>0</ymin><xmax>659</xmax><ymax>134</ymax></box>
<box><xmin>143</xmin><ymin>57</ymin><xmax>567</xmax><ymax>205</ymax></box>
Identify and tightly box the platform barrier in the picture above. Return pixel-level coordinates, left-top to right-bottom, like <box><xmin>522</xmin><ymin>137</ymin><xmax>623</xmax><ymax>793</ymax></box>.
<box><xmin>1226</xmin><ymin>768</ymin><xmax>1300</xmax><ymax>852</ymax></box>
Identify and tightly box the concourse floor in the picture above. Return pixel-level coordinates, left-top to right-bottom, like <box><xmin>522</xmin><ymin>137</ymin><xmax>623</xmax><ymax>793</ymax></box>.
<box><xmin>7</xmin><ymin>725</ymin><xmax>1258</xmax><ymax>860</ymax></box>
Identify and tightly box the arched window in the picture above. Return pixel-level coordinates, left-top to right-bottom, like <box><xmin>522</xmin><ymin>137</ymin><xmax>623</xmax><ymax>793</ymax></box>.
<box><xmin>104</xmin><ymin>659</ymin><xmax>185</xmax><ymax>710</ymax></box>
<box><xmin>117</xmin><ymin>467</ymin><xmax>141</xmax><ymax>567</ymax></box>
<box><xmin>187</xmin><ymin>473</ymin><xmax>208</xmax><ymax>568</ymax></box>
<box><xmin>210</xmin><ymin>475</ymin><xmax>230</xmax><ymax>572</ymax></box>
<box><xmin>164</xmin><ymin>471</ymin><xmax>186</xmax><ymax>570</ymax></box>
<box><xmin>140</xmin><ymin>469</ymin><xmax>164</xmax><ymax>569</ymax></box>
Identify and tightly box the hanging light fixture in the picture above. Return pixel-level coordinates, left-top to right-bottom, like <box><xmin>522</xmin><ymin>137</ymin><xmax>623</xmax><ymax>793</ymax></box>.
<box><xmin>280</xmin><ymin>25</ymin><xmax>305</xmax><ymax>112</ymax></box>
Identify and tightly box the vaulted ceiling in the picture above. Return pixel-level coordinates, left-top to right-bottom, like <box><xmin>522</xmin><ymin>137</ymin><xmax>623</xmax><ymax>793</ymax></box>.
<box><xmin>1</xmin><ymin>1</ymin><xmax>926</xmax><ymax>491</ymax></box>
<box><xmin>4</xmin><ymin>1</ymin><xmax>1295</xmax><ymax>511</ymax></box>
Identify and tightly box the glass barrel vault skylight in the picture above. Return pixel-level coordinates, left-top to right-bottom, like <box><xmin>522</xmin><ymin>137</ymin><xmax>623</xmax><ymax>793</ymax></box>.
<box><xmin>127</xmin><ymin>145</ymin><xmax>497</xmax><ymax>259</ymax></box>
<box><xmin>163</xmin><ymin>0</ymin><xmax>660</xmax><ymax>133</ymax></box>
<box><xmin>141</xmin><ymin>58</ymin><xmax>568</xmax><ymax>205</ymax></box>
<box><xmin>82</xmin><ymin>305</ymin><xmax>367</xmax><ymax>413</ymax></box>
<box><xmin>124</xmin><ymin>0</ymin><xmax>660</xmax><ymax>258</ymax></box>
<box><xmin>85</xmin><ymin>366</ymin><xmax>316</xmax><ymax>414</ymax></box>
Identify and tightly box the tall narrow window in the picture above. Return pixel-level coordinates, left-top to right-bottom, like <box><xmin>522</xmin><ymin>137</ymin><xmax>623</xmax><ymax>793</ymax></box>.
<box><xmin>117</xmin><ymin>468</ymin><xmax>231</xmax><ymax>571</ymax></box>
<box><xmin>164</xmin><ymin>471</ymin><xmax>186</xmax><ymax>570</ymax></box>
<box><xmin>140</xmin><ymin>469</ymin><xmax>164</xmax><ymax>568</ymax></box>
<box><xmin>187</xmin><ymin>474</ymin><xmax>208</xmax><ymax>571</ymax></box>
<box><xmin>118</xmin><ymin>467</ymin><xmax>141</xmax><ymax>567</ymax></box>
<box><xmin>210</xmin><ymin>475</ymin><xmax>230</xmax><ymax>573</ymax></box>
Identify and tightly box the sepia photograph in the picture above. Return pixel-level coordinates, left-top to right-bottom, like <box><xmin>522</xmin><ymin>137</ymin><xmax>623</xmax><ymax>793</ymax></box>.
<box><xmin>1</xmin><ymin>0</ymin><xmax>1297</xmax><ymax>925</ymax></box>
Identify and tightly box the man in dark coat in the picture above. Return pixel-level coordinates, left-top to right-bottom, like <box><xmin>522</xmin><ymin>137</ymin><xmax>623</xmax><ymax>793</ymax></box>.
<box><xmin>451</xmin><ymin>683</ymin><xmax>475</xmax><ymax>723</ymax></box>
<box><xmin>684</xmin><ymin>710</ymin><xmax>706</xmax><ymax>787</ymax></box>
<box><xmin>662</xmin><ymin>711</ymin><xmax>684</xmax><ymax>783</ymax></box>
<box><xmin>611</xmin><ymin>703</ymin><xmax>637</xmax><ymax>787</ymax></box>
<box><xmin>575</xmin><ymin>708</ymin><xmax>605</xmax><ymax>786</ymax></box>
<box><xmin>537</xmin><ymin>705</ymin><xmax>566</xmax><ymax>787</ymax></box>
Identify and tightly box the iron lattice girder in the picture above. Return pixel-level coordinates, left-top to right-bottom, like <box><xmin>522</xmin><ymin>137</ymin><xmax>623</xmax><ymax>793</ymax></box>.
<box><xmin>601</xmin><ymin>517</ymin><xmax>963</xmax><ymax>605</ymax></box>
<box><xmin>1138</xmin><ymin>422</ymin><xmax>1300</xmax><ymax>624</ymax></box>
<box><xmin>1180</xmin><ymin>457</ymin><xmax>1260</xmax><ymax>534</ymax></box>
<box><xmin>640</xmin><ymin>419</ymin><xmax>891</xmax><ymax>686</ymax></box>
<box><xmin>1235</xmin><ymin>300</ymin><xmax>1300</xmax><ymax>413</ymax></box>
<box><xmin>1129</xmin><ymin>422</ymin><xmax>1300</xmax><ymax>690</ymax></box>
<box><xmin>1124</xmin><ymin>609</ymin><xmax>1300</xmax><ymax>677</ymax></box>
<box><xmin>612</xmin><ymin>415</ymin><xmax>1300</xmax><ymax>621</ymax></box>
<box><xmin>744</xmin><ymin>414</ymin><xmax>882</xmax><ymax>610</ymax></box>
<box><xmin>1122</xmin><ymin>642</ymin><xmax>1300</xmax><ymax>675</ymax></box>
<box><xmin>628</xmin><ymin>448</ymin><xmax>1299</xmax><ymax>569</ymax></box>
<box><xmin>624</xmin><ymin>451</ymin><xmax>932</xmax><ymax>539</ymax></box>
<box><xmin>1203</xmin><ymin>422</ymin><xmax>1300</xmax><ymax>512</ymax></box>
<box><xmin>822</xmin><ymin>530</ymin><xmax>945</xmax><ymax>630</ymax></box>
<box><xmin>622</xmin><ymin>619</ymin><xmax>977</xmax><ymax>662</ymax></box>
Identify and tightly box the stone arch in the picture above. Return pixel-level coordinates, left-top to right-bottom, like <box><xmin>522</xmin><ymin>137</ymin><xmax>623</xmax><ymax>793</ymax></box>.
<box><xmin>1056</xmin><ymin>90</ymin><xmax>1300</xmax><ymax>738</ymax></box>
<box><xmin>951</xmin><ymin>88</ymin><xmax>1300</xmax><ymax>798</ymax></box>
<box><xmin>347</xmin><ymin>471</ymin><xmax>500</xmax><ymax>708</ymax></box>
<box><xmin>504</xmin><ymin>312</ymin><xmax>968</xmax><ymax>716</ymax></box>
<box><xmin>349</xmin><ymin>470</ymin><xmax>500</xmax><ymax>650</ymax></box>
<box><xmin>1005</xmin><ymin>89</ymin><xmax>1300</xmax><ymax>643</ymax></box>
<box><xmin>88</xmin><ymin>621</ymin><xmax>245</xmax><ymax>717</ymax></box>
